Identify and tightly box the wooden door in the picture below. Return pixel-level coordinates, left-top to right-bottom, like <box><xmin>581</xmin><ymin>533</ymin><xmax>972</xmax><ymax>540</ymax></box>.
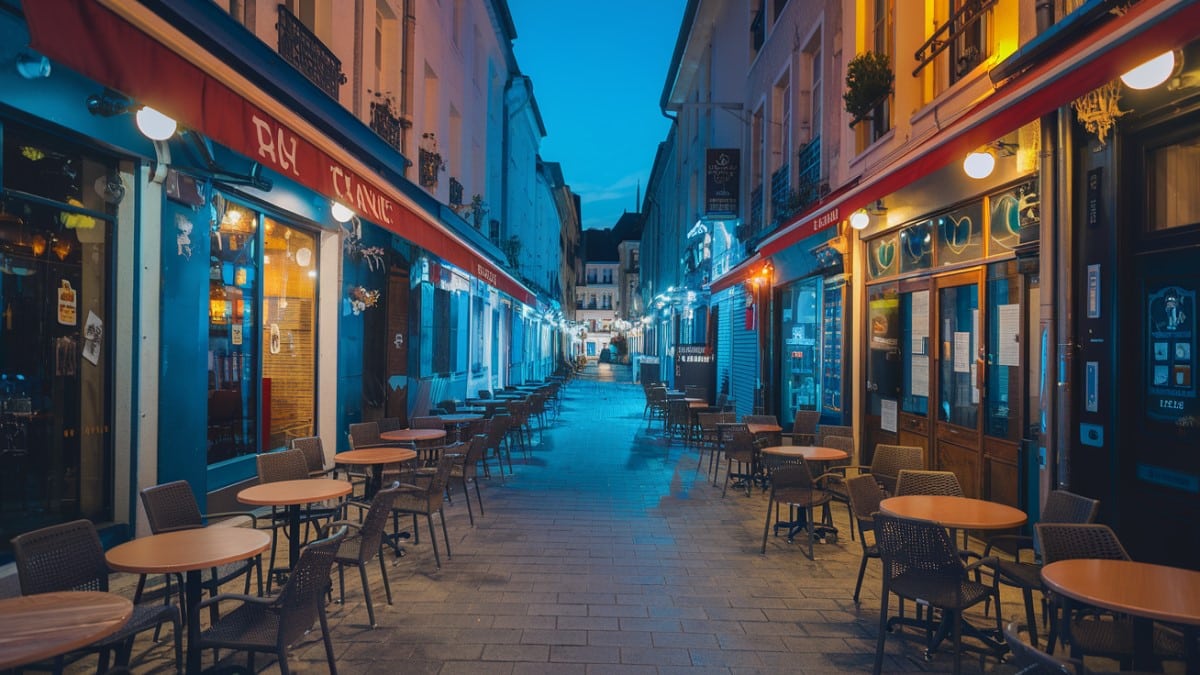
<box><xmin>981</xmin><ymin>260</ymin><xmax>1029</xmax><ymax>509</ymax></box>
<box><xmin>384</xmin><ymin>268</ymin><xmax>410</xmax><ymax>424</ymax></box>
<box><xmin>932</xmin><ymin>269</ymin><xmax>984</xmax><ymax>498</ymax></box>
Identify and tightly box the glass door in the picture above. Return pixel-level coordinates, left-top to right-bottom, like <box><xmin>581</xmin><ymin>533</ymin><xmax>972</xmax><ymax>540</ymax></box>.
<box><xmin>898</xmin><ymin>280</ymin><xmax>932</xmax><ymax>465</ymax></box>
<box><xmin>864</xmin><ymin>282</ymin><xmax>901</xmax><ymax>460</ymax></box>
<box><xmin>934</xmin><ymin>269</ymin><xmax>983</xmax><ymax>497</ymax></box>
<box><xmin>779</xmin><ymin>276</ymin><xmax>821</xmax><ymax>425</ymax></box>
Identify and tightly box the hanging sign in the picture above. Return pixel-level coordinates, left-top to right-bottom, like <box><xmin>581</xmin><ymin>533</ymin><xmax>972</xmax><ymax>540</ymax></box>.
<box><xmin>705</xmin><ymin>149</ymin><xmax>740</xmax><ymax>215</ymax></box>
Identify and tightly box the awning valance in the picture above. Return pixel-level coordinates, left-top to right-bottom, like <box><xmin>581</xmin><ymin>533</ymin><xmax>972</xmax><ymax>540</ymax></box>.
<box><xmin>22</xmin><ymin>0</ymin><xmax>536</xmax><ymax>306</ymax></box>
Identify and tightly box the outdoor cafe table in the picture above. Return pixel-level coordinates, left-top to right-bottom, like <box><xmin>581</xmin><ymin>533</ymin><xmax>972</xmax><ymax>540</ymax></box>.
<box><xmin>1042</xmin><ymin>559</ymin><xmax>1200</xmax><ymax>673</ymax></box>
<box><xmin>0</xmin><ymin>590</ymin><xmax>132</xmax><ymax>670</ymax></box>
<box><xmin>335</xmin><ymin>446</ymin><xmax>418</xmax><ymax>499</ymax></box>
<box><xmin>238</xmin><ymin>478</ymin><xmax>352</xmax><ymax>572</ymax></box>
<box><xmin>105</xmin><ymin>527</ymin><xmax>271</xmax><ymax>675</ymax></box>
<box><xmin>760</xmin><ymin>445</ymin><xmax>851</xmax><ymax>541</ymax></box>
<box><xmin>879</xmin><ymin>494</ymin><xmax>1026</xmax><ymax>657</ymax></box>
<box><xmin>380</xmin><ymin>428</ymin><xmax>447</xmax><ymax>444</ymax></box>
<box><xmin>435</xmin><ymin>413</ymin><xmax>484</xmax><ymax>442</ymax></box>
<box><xmin>465</xmin><ymin>399</ymin><xmax>509</xmax><ymax>414</ymax></box>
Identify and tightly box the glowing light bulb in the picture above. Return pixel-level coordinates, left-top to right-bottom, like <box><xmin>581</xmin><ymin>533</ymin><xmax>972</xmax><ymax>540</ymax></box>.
<box><xmin>963</xmin><ymin>150</ymin><xmax>996</xmax><ymax>179</ymax></box>
<box><xmin>1120</xmin><ymin>51</ymin><xmax>1175</xmax><ymax>90</ymax></box>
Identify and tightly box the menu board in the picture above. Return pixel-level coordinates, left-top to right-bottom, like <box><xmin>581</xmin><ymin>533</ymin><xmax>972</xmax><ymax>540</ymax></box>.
<box><xmin>1147</xmin><ymin>285</ymin><xmax>1196</xmax><ymax>422</ymax></box>
<box><xmin>822</xmin><ymin>284</ymin><xmax>844</xmax><ymax>413</ymax></box>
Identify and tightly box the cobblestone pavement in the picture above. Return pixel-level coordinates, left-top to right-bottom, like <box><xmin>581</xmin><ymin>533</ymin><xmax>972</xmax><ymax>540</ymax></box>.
<box><xmin>24</xmin><ymin>362</ymin><xmax>1142</xmax><ymax>674</ymax></box>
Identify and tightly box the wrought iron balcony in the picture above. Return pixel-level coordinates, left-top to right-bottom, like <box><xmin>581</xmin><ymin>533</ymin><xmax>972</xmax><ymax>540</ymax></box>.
<box><xmin>277</xmin><ymin>5</ymin><xmax>346</xmax><ymax>100</ymax></box>
<box><xmin>770</xmin><ymin>163</ymin><xmax>791</xmax><ymax>223</ymax></box>
<box><xmin>449</xmin><ymin>177</ymin><xmax>464</xmax><ymax>206</ymax></box>
<box><xmin>369</xmin><ymin>100</ymin><xmax>406</xmax><ymax>154</ymax></box>
<box><xmin>419</xmin><ymin>148</ymin><xmax>441</xmax><ymax>187</ymax></box>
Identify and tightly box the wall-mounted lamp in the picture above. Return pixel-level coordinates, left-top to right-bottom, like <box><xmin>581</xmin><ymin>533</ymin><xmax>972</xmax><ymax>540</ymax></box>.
<box><xmin>1120</xmin><ymin>50</ymin><xmax>1179</xmax><ymax>90</ymax></box>
<box><xmin>331</xmin><ymin>202</ymin><xmax>355</xmax><ymax>223</ymax></box>
<box><xmin>962</xmin><ymin>140</ymin><xmax>1018</xmax><ymax>179</ymax></box>
<box><xmin>87</xmin><ymin>90</ymin><xmax>177</xmax><ymax>182</ymax></box>
<box><xmin>849</xmin><ymin>209</ymin><xmax>870</xmax><ymax>230</ymax></box>
<box><xmin>135</xmin><ymin>106</ymin><xmax>178</xmax><ymax>141</ymax></box>
<box><xmin>16</xmin><ymin>51</ymin><xmax>50</xmax><ymax>80</ymax></box>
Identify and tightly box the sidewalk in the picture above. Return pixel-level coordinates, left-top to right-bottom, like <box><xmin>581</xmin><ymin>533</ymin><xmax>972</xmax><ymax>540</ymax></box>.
<box><xmin>66</xmin><ymin>376</ymin><xmax>1063</xmax><ymax>673</ymax></box>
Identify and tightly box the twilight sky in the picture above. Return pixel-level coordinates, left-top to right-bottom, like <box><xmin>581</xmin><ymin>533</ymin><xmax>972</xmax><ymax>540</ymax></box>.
<box><xmin>506</xmin><ymin>0</ymin><xmax>687</xmax><ymax>230</ymax></box>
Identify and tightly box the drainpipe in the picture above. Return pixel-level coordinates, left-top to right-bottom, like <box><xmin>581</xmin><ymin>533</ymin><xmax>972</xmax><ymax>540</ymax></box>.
<box><xmin>401</xmin><ymin>0</ymin><xmax>414</xmax><ymax>156</ymax></box>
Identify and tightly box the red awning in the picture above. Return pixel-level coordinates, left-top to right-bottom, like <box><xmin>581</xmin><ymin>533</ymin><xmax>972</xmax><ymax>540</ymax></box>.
<box><xmin>755</xmin><ymin>0</ymin><xmax>1200</xmax><ymax>260</ymax></box>
<box><xmin>22</xmin><ymin>0</ymin><xmax>536</xmax><ymax>306</ymax></box>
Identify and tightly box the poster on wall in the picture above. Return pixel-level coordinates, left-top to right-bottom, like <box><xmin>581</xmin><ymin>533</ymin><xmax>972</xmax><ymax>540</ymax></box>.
<box><xmin>1147</xmin><ymin>284</ymin><xmax>1196</xmax><ymax>422</ymax></box>
<box><xmin>869</xmin><ymin>296</ymin><xmax>898</xmax><ymax>350</ymax></box>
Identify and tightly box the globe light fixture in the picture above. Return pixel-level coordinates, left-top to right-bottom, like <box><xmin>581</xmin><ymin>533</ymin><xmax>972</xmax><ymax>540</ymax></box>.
<box><xmin>135</xmin><ymin>106</ymin><xmax>177</xmax><ymax>141</ymax></box>
<box><xmin>1120</xmin><ymin>51</ymin><xmax>1176</xmax><ymax>90</ymax></box>
<box><xmin>331</xmin><ymin>202</ymin><xmax>355</xmax><ymax>223</ymax></box>
<box><xmin>849</xmin><ymin>209</ymin><xmax>870</xmax><ymax>230</ymax></box>
<box><xmin>963</xmin><ymin>150</ymin><xmax>996</xmax><ymax>179</ymax></box>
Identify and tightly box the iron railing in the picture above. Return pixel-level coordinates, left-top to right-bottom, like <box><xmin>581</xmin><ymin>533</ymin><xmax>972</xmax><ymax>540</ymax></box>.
<box><xmin>276</xmin><ymin>5</ymin><xmax>346</xmax><ymax>100</ymax></box>
<box><xmin>369</xmin><ymin>100</ymin><xmax>405</xmax><ymax>154</ymax></box>
<box><xmin>449</xmin><ymin>177</ymin><xmax>464</xmax><ymax>206</ymax></box>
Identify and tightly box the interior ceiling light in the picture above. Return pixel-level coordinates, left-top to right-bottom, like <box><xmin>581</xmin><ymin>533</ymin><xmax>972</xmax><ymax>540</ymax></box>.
<box><xmin>849</xmin><ymin>209</ymin><xmax>870</xmax><ymax>230</ymax></box>
<box><xmin>1120</xmin><ymin>51</ymin><xmax>1177</xmax><ymax>90</ymax></box>
<box><xmin>135</xmin><ymin>106</ymin><xmax>178</xmax><ymax>141</ymax></box>
<box><xmin>963</xmin><ymin>150</ymin><xmax>996</xmax><ymax>179</ymax></box>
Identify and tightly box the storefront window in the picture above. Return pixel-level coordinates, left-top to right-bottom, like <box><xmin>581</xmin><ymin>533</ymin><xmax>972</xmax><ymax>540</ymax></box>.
<box><xmin>1150</xmin><ymin>137</ymin><xmax>1200</xmax><ymax>231</ymax></box>
<box><xmin>935</xmin><ymin>201</ymin><xmax>984</xmax><ymax>267</ymax></box>
<box><xmin>901</xmin><ymin>288</ymin><xmax>930</xmax><ymax>416</ymax></box>
<box><xmin>1</xmin><ymin>123</ymin><xmax>115</xmax><ymax>553</ymax></box>
<box><xmin>207</xmin><ymin>201</ymin><xmax>318</xmax><ymax>464</ymax></box>
<box><xmin>867</xmin><ymin>232</ymin><xmax>899</xmax><ymax>280</ymax></box>
<box><xmin>937</xmin><ymin>280</ymin><xmax>979</xmax><ymax>428</ymax></box>
<box><xmin>988</xmin><ymin>180</ymin><xmax>1037</xmax><ymax>254</ymax></box>
<box><xmin>899</xmin><ymin>220</ymin><xmax>932</xmax><ymax>273</ymax></box>
<box><xmin>779</xmin><ymin>277</ymin><xmax>822</xmax><ymax>422</ymax></box>
<box><xmin>261</xmin><ymin>218</ymin><xmax>316</xmax><ymax>449</ymax></box>
<box><xmin>985</xmin><ymin>261</ymin><xmax>1022</xmax><ymax>441</ymax></box>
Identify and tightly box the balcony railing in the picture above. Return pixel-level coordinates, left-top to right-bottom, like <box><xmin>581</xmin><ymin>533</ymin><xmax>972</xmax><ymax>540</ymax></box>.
<box><xmin>449</xmin><ymin>177</ymin><xmax>464</xmax><ymax>206</ymax></box>
<box><xmin>749</xmin><ymin>183</ymin><xmax>764</xmax><ymax>234</ymax></box>
<box><xmin>369</xmin><ymin>100</ymin><xmax>406</xmax><ymax>154</ymax></box>
<box><xmin>419</xmin><ymin>148</ymin><xmax>441</xmax><ymax>187</ymax></box>
<box><xmin>276</xmin><ymin>5</ymin><xmax>346</xmax><ymax>100</ymax></box>
<box><xmin>770</xmin><ymin>163</ymin><xmax>791</xmax><ymax>224</ymax></box>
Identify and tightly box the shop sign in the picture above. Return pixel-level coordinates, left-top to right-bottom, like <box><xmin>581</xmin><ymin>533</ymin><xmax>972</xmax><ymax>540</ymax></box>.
<box><xmin>705</xmin><ymin>149</ymin><xmax>739</xmax><ymax>215</ymax></box>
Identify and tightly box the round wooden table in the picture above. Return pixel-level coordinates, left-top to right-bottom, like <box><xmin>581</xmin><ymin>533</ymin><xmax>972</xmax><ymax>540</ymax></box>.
<box><xmin>0</xmin><ymin>591</ymin><xmax>133</xmax><ymax>670</ymax></box>
<box><xmin>336</xmin><ymin>446</ymin><xmax>418</xmax><ymax>498</ymax></box>
<box><xmin>762</xmin><ymin>445</ymin><xmax>850</xmax><ymax>462</ymax></box>
<box><xmin>879</xmin><ymin>495</ymin><xmax>1027</xmax><ymax>531</ymax></box>
<box><xmin>380</xmin><ymin>428</ymin><xmax>447</xmax><ymax>444</ymax></box>
<box><xmin>238</xmin><ymin>478</ymin><xmax>352</xmax><ymax>571</ymax></box>
<box><xmin>106</xmin><ymin>527</ymin><xmax>271</xmax><ymax>674</ymax></box>
<box><xmin>746</xmin><ymin>423</ymin><xmax>783</xmax><ymax>436</ymax></box>
<box><xmin>436</xmin><ymin>413</ymin><xmax>484</xmax><ymax>442</ymax></box>
<box><xmin>1042</xmin><ymin>559</ymin><xmax>1200</xmax><ymax>673</ymax></box>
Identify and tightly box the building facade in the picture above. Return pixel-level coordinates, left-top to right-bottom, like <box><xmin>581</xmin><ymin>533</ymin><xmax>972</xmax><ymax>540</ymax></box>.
<box><xmin>0</xmin><ymin>0</ymin><xmax>570</xmax><ymax>557</ymax></box>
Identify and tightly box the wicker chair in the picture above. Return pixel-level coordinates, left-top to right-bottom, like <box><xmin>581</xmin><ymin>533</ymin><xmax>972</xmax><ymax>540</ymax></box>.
<box><xmin>484</xmin><ymin>413</ymin><xmax>514</xmax><ymax>477</ymax></box>
<box><xmin>391</xmin><ymin>452</ymin><xmax>455</xmax><ymax>569</ymax></box>
<box><xmin>895</xmin><ymin>469</ymin><xmax>963</xmax><ymax>497</ymax></box>
<box><xmin>872</xmin><ymin>513</ymin><xmax>1001</xmax><ymax>675</ymax></box>
<box><xmin>820</xmin><ymin>442</ymin><xmax>922</xmax><ymax>502</ymax></box>
<box><xmin>782</xmin><ymin>410</ymin><xmax>821</xmax><ymax>446</ymax></box>
<box><xmin>981</xmin><ymin>490</ymin><xmax>1100</xmax><ymax>648</ymax></box>
<box><xmin>761</xmin><ymin>459</ymin><xmax>833</xmax><ymax>559</ymax></box>
<box><xmin>323</xmin><ymin>483</ymin><xmax>401</xmax><ymax>628</ymax></box>
<box><xmin>256</xmin><ymin>449</ymin><xmax>338</xmax><ymax>589</ymax></box>
<box><xmin>195</xmin><ymin>527</ymin><xmax>347</xmax><ymax>675</ymax></box>
<box><xmin>814</xmin><ymin>434</ymin><xmax>857</xmax><ymax>540</ymax></box>
<box><xmin>717</xmin><ymin>424</ymin><xmax>756</xmax><ymax>496</ymax></box>
<box><xmin>137</xmin><ymin>480</ymin><xmax>264</xmax><ymax>627</ymax></box>
<box><xmin>1002</xmin><ymin>620</ymin><xmax>1165</xmax><ymax>675</ymax></box>
<box><xmin>645</xmin><ymin>386</ymin><xmax>668</xmax><ymax>425</ymax></box>
<box><xmin>449</xmin><ymin>433</ymin><xmax>489</xmax><ymax>525</ymax></box>
<box><xmin>11</xmin><ymin>519</ymin><xmax>183</xmax><ymax>673</ymax></box>
<box><xmin>291</xmin><ymin>435</ymin><xmax>367</xmax><ymax>495</ymax></box>
<box><xmin>845</xmin><ymin>473</ymin><xmax>885</xmax><ymax>602</ymax></box>
<box><xmin>377</xmin><ymin>417</ymin><xmax>404</xmax><ymax>433</ymax></box>
<box><xmin>816</xmin><ymin>423</ymin><xmax>854</xmax><ymax>446</ymax></box>
<box><xmin>666</xmin><ymin>399</ymin><xmax>691</xmax><ymax>443</ymax></box>
<box><xmin>347</xmin><ymin>421</ymin><xmax>388</xmax><ymax>450</ymax></box>
<box><xmin>1034</xmin><ymin>523</ymin><xmax>1183</xmax><ymax>668</ymax></box>
<box><xmin>436</xmin><ymin>399</ymin><xmax>458</xmax><ymax>414</ymax></box>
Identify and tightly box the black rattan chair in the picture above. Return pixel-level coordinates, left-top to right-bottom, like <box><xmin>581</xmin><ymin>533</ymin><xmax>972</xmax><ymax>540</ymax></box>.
<box><xmin>347</xmin><ymin>421</ymin><xmax>388</xmax><ymax>450</ymax></box>
<box><xmin>391</xmin><ymin>452</ymin><xmax>455</xmax><ymax>569</ymax></box>
<box><xmin>137</xmin><ymin>480</ymin><xmax>263</xmax><ymax>628</ymax></box>
<box><xmin>872</xmin><ymin>513</ymin><xmax>1001</xmax><ymax>675</ymax></box>
<box><xmin>718</xmin><ymin>425</ymin><xmax>757</xmax><ymax>497</ymax></box>
<box><xmin>845</xmin><ymin>473</ymin><xmax>885</xmax><ymax>603</ymax></box>
<box><xmin>449</xmin><ymin>433</ymin><xmax>489</xmax><ymax>525</ymax></box>
<box><xmin>781</xmin><ymin>410</ymin><xmax>821</xmax><ymax>446</ymax></box>
<box><xmin>323</xmin><ymin>483</ymin><xmax>401</xmax><ymax>628</ymax></box>
<box><xmin>11</xmin><ymin>519</ymin><xmax>183</xmax><ymax>673</ymax></box>
<box><xmin>256</xmin><ymin>449</ymin><xmax>338</xmax><ymax>590</ymax></box>
<box><xmin>761</xmin><ymin>459</ymin><xmax>833</xmax><ymax>559</ymax></box>
<box><xmin>981</xmin><ymin>490</ymin><xmax>1100</xmax><ymax>647</ymax></box>
<box><xmin>195</xmin><ymin>527</ymin><xmax>347</xmax><ymax>675</ymax></box>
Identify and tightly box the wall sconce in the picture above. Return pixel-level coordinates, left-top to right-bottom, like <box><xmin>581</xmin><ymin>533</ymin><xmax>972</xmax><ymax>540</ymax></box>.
<box><xmin>87</xmin><ymin>90</ymin><xmax>177</xmax><ymax>182</ymax></box>
<box><xmin>1120</xmin><ymin>50</ymin><xmax>1179</xmax><ymax>90</ymax></box>
<box><xmin>849</xmin><ymin>209</ymin><xmax>870</xmax><ymax>230</ymax></box>
<box><xmin>135</xmin><ymin>106</ymin><xmax>178</xmax><ymax>141</ymax></box>
<box><xmin>331</xmin><ymin>202</ymin><xmax>355</xmax><ymax>223</ymax></box>
<box><xmin>16</xmin><ymin>51</ymin><xmax>51</xmax><ymax>80</ymax></box>
<box><xmin>962</xmin><ymin>141</ymin><xmax>1017</xmax><ymax>180</ymax></box>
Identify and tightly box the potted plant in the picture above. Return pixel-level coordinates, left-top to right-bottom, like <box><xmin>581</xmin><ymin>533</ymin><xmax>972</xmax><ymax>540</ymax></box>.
<box><xmin>844</xmin><ymin>52</ymin><xmax>894</xmax><ymax>127</ymax></box>
<box><xmin>419</xmin><ymin>132</ymin><xmax>445</xmax><ymax>187</ymax></box>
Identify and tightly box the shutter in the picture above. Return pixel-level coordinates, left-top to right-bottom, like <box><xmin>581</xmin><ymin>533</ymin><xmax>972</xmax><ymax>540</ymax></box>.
<box><xmin>732</xmin><ymin>286</ymin><xmax>759</xmax><ymax>418</ymax></box>
<box><xmin>715</xmin><ymin>290</ymin><xmax>732</xmax><ymax>400</ymax></box>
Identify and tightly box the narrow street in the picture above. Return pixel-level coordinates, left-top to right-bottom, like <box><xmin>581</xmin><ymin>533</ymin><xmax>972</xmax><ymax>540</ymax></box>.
<box><xmin>92</xmin><ymin>364</ymin><xmax>1039</xmax><ymax>674</ymax></box>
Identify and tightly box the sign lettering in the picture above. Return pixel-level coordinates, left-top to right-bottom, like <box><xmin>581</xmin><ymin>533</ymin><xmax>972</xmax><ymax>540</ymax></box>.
<box><xmin>251</xmin><ymin>114</ymin><xmax>299</xmax><ymax>176</ymax></box>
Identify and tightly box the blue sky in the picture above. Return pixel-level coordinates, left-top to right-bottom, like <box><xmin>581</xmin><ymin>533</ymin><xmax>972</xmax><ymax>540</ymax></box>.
<box><xmin>506</xmin><ymin>0</ymin><xmax>687</xmax><ymax>230</ymax></box>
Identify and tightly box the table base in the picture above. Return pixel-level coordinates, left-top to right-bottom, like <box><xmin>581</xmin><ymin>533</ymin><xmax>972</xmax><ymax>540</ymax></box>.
<box><xmin>886</xmin><ymin>607</ymin><xmax>1007</xmax><ymax>663</ymax></box>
